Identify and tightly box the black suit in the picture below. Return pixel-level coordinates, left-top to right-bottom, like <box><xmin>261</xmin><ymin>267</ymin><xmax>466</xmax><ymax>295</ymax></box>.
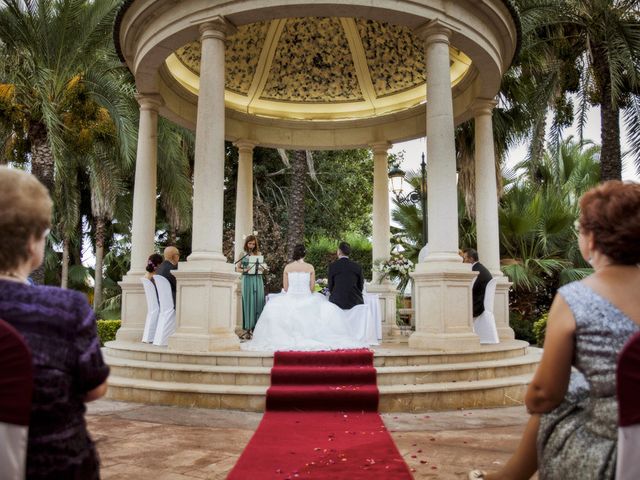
<box><xmin>156</xmin><ymin>260</ymin><xmax>177</xmax><ymax>306</ymax></box>
<box><xmin>471</xmin><ymin>262</ymin><xmax>492</xmax><ymax>317</ymax></box>
<box><xmin>328</xmin><ymin>257</ymin><xmax>364</xmax><ymax>310</ymax></box>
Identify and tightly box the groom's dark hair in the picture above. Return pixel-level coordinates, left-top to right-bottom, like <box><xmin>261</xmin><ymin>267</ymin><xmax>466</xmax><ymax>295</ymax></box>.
<box><xmin>338</xmin><ymin>241</ymin><xmax>351</xmax><ymax>256</ymax></box>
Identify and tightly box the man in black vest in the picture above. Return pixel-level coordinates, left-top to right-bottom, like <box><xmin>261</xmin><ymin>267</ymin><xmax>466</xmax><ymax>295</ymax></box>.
<box><xmin>328</xmin><ymin>241</ymin><xmax>364</xmax><ymax>310</ymax></box>
<box><xmin>156</xmin><ymin>246</ymin><xmax>180</xmax><ymax>306</ymax></box>
<box><xmin>462</xmin><ymin>248</ymin><xmax>493</xmax><ymax>317</ymax></box>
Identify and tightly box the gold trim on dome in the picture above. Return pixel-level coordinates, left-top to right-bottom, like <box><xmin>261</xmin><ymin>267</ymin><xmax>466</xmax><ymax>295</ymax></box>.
<box><xmin>175</xmin><ymin>21</ymin><xmax>269</xmax><ymax>95</ymax></box>
<box><xmin>165</xmin><ymin>17</ymin><xmax>473</xmax><ymax>121</ymax></box>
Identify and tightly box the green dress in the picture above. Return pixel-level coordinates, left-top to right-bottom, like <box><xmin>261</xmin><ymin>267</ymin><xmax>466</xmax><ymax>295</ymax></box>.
<box><xmin>241</xmin><ymin>256</ymin><xmax>265</xmax><ymax>330</ymax></box>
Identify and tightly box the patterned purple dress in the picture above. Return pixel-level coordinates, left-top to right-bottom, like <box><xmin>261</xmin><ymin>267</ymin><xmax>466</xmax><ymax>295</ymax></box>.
<box><xmin>0</xmin><ymin>279</ymin><xmax>110</xmax><ymax>479</ymax></box>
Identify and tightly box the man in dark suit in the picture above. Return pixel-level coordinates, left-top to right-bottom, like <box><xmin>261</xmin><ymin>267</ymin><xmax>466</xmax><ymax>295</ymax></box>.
<box><xmin>462</xmin><ymin>248</ymin><xmax>493</xmax><ymax>317</ymax></box>
<box><xmin>156</xmin><ymin>246</ymin><xmax>180</xmax><ymax>306</ymax></box>
<box><xmin>328</xmin><ymin>241</ymin><xmax>364</xmax><ymax>310</ymax></box>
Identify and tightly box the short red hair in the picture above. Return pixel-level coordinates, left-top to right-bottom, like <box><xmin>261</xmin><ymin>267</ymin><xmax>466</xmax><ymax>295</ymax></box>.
<box><xmin>579</xmin><ymin>180</ymin><xmax>640</xmax><ymax>265</ymax></box>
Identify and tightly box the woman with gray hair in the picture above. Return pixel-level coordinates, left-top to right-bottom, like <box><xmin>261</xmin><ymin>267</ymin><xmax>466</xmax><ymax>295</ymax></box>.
<box><xmin>0</xmin><ymin>167</ymin><xmax>109</xmax><ymax>479</ymax></box>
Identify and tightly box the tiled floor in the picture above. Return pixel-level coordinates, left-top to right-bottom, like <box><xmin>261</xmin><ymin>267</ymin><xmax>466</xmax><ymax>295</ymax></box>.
<box><xmin>88</xmin><ymin>400</ymin><xmax>534</xmax><ymax>479</ymax></box>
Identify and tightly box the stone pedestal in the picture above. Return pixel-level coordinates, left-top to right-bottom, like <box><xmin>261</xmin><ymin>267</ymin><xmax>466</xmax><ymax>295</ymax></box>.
<box><xmin>116</xmin><ymin>274</ymin><xmax>147</xmax><ymax>342</ymax></box>
<box><xmin>235</xmin><ymin>277</ymin><xmax>244</xmax><ymax>334</ymax></box>
<box><xmin>408</xmin><ymin>262</ymin><xmax>480</xmax><ymax>351</ymax></box>
<box><xmin>366</xmin><ymin>281</ymin><xmax>399</xmax><ymax>338</ymax></box>
<box><xmin>168</xmin><ymin>261</ymin><xmax>240</xmax><ymax>351</ymax></box>
<box><xmin>494</xmin><ymin>275</ymin><xmax>515</xmax><ymax>341</ymax></box>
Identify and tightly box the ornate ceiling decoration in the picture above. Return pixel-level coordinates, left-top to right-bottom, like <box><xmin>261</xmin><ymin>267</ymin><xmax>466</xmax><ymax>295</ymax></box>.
<box><xmin>262</xmin><ymin>17</ymin><xmax>362</xmax><ymax>102</ymax></box>
<box><xmin>167</xmin><ymin>17</ymin><xmax>472</xmax><ymax>121</ymax></box>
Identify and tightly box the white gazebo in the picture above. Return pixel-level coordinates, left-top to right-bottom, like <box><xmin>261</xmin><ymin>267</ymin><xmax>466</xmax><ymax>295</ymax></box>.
<box><xmin>114</xmin><ymin>0</ymin><xmax>518</xmax><ymax>354</ymax></box>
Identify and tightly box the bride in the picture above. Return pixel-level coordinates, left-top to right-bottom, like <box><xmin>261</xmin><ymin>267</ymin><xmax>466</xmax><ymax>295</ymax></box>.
<box><xmin>241</xmin><ymin>244</ymin><xmax>368</xmax><ymax>352</ymax></box>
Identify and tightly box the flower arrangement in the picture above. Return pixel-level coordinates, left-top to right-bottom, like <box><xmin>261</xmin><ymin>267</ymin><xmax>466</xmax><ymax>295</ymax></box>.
<box><xmin>374</xmin><ymin>254</ymin><xmax>414</xmax><ymax>287</ymax></box>
<box><xmin>314</xmin><ymin>277</ymin><xmax>329</xmax><ymax>296</ymax></box>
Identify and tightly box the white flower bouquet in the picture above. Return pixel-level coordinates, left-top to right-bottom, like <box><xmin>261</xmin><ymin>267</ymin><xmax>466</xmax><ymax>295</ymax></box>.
<box><xmin>374</xmin><ymin>255</ymin><xmax>415</xmax><ymax>285</ymax></box>
<box><xmin>314</xmin><ymin>278</ymin><xmax>329</xmax><ymax>296</ymax></box>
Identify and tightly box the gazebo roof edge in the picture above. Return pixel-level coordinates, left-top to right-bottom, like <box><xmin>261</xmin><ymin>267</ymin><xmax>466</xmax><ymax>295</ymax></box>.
<box><xmin>113</xmin><ymin>0</ymin><xmax>522</xmax><ymax>82</ymax></box>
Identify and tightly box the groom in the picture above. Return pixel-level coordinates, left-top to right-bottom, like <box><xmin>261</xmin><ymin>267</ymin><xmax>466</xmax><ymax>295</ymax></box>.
<box><xmin>328</xmin><ymin>241</ymin><xmax>364</xmax><ymax>310</ymax></box>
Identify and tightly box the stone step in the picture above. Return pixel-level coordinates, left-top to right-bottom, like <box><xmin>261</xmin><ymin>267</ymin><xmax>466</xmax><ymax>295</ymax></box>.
<box><xmin>104</xmin><ymin>350</ymin><xmax>540</xmax><ymax>387</ymax></box>
<box><xmin>103</xmin><ymin>340</ymin><xmax>531</xmax><ymax>367</ymax></box>
<box><xmin>105</xmin><ymin>373</ymin><xmax>534</xmax><ymax>412</ymax></box>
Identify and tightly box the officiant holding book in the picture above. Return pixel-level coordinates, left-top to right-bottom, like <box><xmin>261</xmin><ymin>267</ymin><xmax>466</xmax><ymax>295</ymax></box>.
<box><xmin>236</xmin><ymin>235</ymin><xmax>267</xmax><ymax>339</ymax></box>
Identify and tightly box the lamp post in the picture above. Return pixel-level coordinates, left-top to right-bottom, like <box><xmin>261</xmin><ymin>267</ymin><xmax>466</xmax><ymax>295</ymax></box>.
<box><xmin>388</xmin><ymin>153</ymin><xmax>428</xmax><ymax>247</ymax></box>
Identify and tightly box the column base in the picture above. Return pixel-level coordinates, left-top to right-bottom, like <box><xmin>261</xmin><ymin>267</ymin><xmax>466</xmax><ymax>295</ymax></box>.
<box><xmin>408</xmin><ymin>331</ymin><xmax>481</xmax><ymax>351</ymax></box>
<box><xmin>168</xmin><ymin>332</ymin><xmax>239</xmax><ymax>351</ymax></box>
<box><xmin>409</xmin><ymin>261</ymin><xmax>480</xmax><ymax>352</ymax></box>
<box><xmin>366</xmin><ymin>281</ymin><xmax>399</xmax><ymax>339</ymax></box>
<box><xmin>494</xmin><ymin>275</ymin><xmax>515</xmax><ymax>341</ymax></box>
<box><xmin>235</xmin><ymin>277</ymin><xmax>243</xmax><ymax>335</ymax></box>
<box><xmin>116</xmin><ymin>271</ymin><xmax>147</xmax><ymax>342</ymax></box>
<box><xmin>187</xmin><ymin>251</ymin><xmax>228</xmax><ymax>263</ymax></box>
<box><xmin>168</xmin><ymin>261</ymin><xmax>240</xmax><ymax>352</ymax></box>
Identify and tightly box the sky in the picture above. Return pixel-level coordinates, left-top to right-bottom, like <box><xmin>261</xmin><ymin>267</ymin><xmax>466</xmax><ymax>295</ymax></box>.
<box><xmin>390</xmin><ymin>106</ymin><xmax>640</xmax><ymax>183</ymax></box>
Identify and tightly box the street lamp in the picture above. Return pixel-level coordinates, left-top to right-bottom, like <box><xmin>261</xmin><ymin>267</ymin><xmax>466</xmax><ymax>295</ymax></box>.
<box><xmin>388</xmin><ymin>153</ymin><xmax>428</xmax><ymax>247</ymax></box>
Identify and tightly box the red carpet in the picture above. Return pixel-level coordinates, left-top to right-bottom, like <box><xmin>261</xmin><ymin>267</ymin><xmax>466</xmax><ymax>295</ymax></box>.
<box><xmin>227</xmin><ymin>350</ymin><xmax>413</xmax><ymax>479</ymax></box>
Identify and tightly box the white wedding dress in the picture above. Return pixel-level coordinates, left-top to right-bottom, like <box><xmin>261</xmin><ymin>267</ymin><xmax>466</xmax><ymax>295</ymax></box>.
<box><xmin>241</xmin><ymin>271</ymin><xmax>368</xmax><ymax>352</ymax></box>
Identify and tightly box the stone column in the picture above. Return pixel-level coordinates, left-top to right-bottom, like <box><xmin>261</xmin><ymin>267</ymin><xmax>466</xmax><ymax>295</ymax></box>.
<box><xmin>233</xmin><ymin>141</ymin><xmax>255</xmax><ymax>262</ymax></box>
<box><xmin>473</xmin><ymin>100</ymin><xmax>515</xmax><ymax>341</ymax></box>
<box><xmin>409</xmin><ymin>20</ymin><xmax>479</xmax><ymax>351</ymax></box>
<box><xmin>117</xmin><ymin>94</ymin><xmax>162</xmax><ymax>342</ymax></box>
<box><xmin>168</xmin><ymin>17</ymin><xmax>240</xmax><ymax>352</ymax></box>
<box><xmin>367</xmin><ymin>142</ymin><xmax>398</xmax><ymax>338</ymax></box>
<box><xmin>233</xmin><ymin>140</ymin><xmax>255</xmax><ymax>333</ymax></box>
<box><xmin>189</xmin><ymin>20</ymin><xmax>231</xmax><ymax>264</ymax></box>
<box><xmin>370</xmin><ymin>142</ymin><xmax>392</xmax><ymax>280</ymax></box>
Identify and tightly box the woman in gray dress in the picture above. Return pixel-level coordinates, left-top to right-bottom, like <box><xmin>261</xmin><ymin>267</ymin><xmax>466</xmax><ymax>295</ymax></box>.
<box><xmin>470</xmin><ymin>180</ymin><xmax>640</xmax><ymax>480</ymax></box>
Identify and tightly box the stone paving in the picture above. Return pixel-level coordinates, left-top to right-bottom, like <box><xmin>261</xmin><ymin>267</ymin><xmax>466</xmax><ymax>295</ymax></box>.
<box><xmin>88</xmin><ymin>400</ymin><xmax>537</xmax><ymax>479</ymax></box>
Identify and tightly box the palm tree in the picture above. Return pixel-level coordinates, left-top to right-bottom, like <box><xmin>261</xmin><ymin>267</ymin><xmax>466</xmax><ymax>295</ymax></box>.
<box><xmin>0</xmin><ymin>1</ymin><xmax>135</xmax><ymax>285</ymax></box>
<box><xmin>500</xmin><ymin>137</ymin><xmax>599</xmax><ymax>318</ymax></box>
<box><xmin>286</xmin><ymin>150</ymin><xmax>308</xmax><ymax>260</ymax></box>
<box><xmin>157</xmin><ymin>119</ymin><xmax>194</xmax><ymax>245</ymax></box>
<box><xmin>390</xmin><ymin>172</ymin><xmax>426</xmax><ymax>263</ymax></box>
<box><xmin>517</xmin><ymin>0</ymin><xmax>640</xmax><ymax>180</ymax></box>
<box><xmin>53</xmin><ymin>165</ymin><xmax>81</xmax><ymax>288</ymax></box>
<box><xmin>0</xmin><ymin>0</ymin><xmax>129</xmax><ymax>191</ymax></box>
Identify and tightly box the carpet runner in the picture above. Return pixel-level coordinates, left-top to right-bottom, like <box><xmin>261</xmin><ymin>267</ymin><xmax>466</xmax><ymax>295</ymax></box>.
<box><xmin>227</xmin><ymin>349</ymin><xmax>413</xmax><ymax>479</ymax></box>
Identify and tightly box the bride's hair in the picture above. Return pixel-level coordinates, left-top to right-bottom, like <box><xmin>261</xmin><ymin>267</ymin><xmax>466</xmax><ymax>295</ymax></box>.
<box><xmin>292</xmin><ymin>244</ymin><xmax>306</xmax><ymax>261</ymax></box>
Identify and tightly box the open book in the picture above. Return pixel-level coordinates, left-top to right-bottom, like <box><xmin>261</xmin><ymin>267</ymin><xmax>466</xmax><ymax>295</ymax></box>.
<box><xmin>245</xmin><ymin>255</ymin><xmax>267</xmax><ymax>274</ymax></box>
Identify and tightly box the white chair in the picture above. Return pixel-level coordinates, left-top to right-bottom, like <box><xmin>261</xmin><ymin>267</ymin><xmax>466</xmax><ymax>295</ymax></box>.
<box><xmin>363</xmin><ymin>292</ymin><xmax>382</xmax><ymax>341</ymax></box>
<box><xmin>616</xmin><ymin>332</ymin><xmax>640</xmax><ymax>480</ymax></box>
<box><xmin>0</xmin><ymin>319</ymin><xmax>32</xmax><ymax>480</ymax></box>
<box><xmin>152</xmin><ymin>275</ymin><xmax>176</xmax><ymax>346</ymax></box>
<box><xmin>473</xmin><ymin>278</ymin><xmax>499</xmax><ymax>344</ymax></box>
<box><xmin>140</xmin><ymin>278</ymin><xmax>160</xmax><ymax>343</ymax></box>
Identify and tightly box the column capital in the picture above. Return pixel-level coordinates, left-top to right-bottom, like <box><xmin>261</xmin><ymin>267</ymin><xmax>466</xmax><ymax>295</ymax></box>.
<box><xmin>234</xmin><ymin>139</ymin><xmax>257</xmax><ymax>154</ymax></box>
<box><xmin>135</xmin><ymin>93</ymin><xmax>163</xmax><ymax>111</ymax></box>
<box><xmin>370</xmin><ymin>141</ymin><xmax>391</xmax><ymax>155</ymax></box>
<box><xmin>198</xmin><ymin>16</ymin><xmax>237</xmax><ymax>41</ymax></box>
<box><xmin>471</xmin><ymin>98</ymin><xmax>498</xmax><ymax>117</ymax></box>
<box><xmin>415</xmin><ymin>19</ymin><xmax>454</xmax><ymax>44</ymax></box>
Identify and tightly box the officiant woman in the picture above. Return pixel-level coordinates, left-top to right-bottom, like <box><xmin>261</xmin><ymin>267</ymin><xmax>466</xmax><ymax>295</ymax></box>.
<box><xmin>236</xmin><ymin>235</ymin><xmax>266</xmax><ymax>339</ymax></box>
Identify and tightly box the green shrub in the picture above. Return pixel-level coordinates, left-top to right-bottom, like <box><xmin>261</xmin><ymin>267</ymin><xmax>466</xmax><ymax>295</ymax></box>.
<box><xmin>533</xmin><ymin>313</ymin><xmax>548</xmax><ymax>347</ymax></box>
<box><xmin>509</xmin><ymin>311</ymin><xmax>537</xmax><ymax>345</ymax></box>
<box><xmin>305</xmin><ymin>234</ymin><xmax>372</xmax><ymax>281</ymax></box>
<box><xmin>97</xmin><ymin>319</ymin><xmax>121</xmax><ymax>346</ymax></box>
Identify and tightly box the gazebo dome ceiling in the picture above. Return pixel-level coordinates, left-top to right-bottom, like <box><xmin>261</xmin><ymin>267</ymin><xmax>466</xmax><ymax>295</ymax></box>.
<box><xmin>165</xmin><ymin>17</ymin><xmax>472</xmax><ymax>121</ymax></box>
